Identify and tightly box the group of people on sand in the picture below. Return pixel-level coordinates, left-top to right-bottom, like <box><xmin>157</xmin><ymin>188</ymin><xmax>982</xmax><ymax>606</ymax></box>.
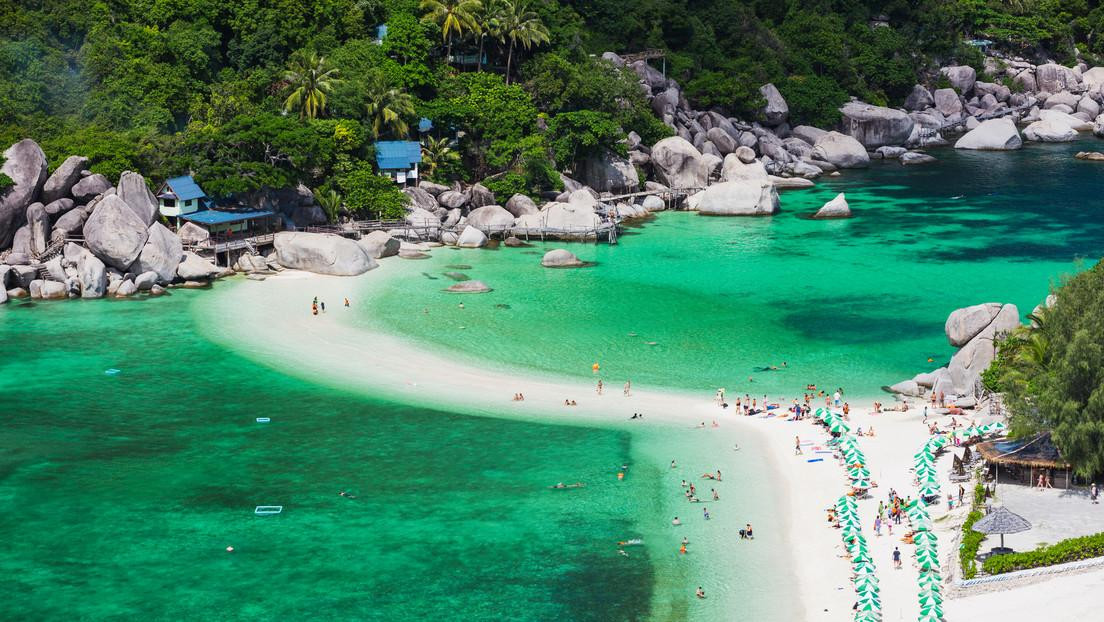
<box><xmin>310</xmin><ymin>296</ymin><xmax>351</xmax><ymax>315</ymax></box>
<box><xmin>563</xmin><ymin>399</ymin><xmax>577</xmax><ymax>406</ymax></box>
<box><xmin>511</xmin><ymin>393</ymin><xmax>526</xmax><ymax>401</ymax></box>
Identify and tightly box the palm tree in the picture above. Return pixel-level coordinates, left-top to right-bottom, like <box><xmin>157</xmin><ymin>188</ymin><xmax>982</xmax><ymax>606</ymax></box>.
<box><xmin>475</xmin><ymin>0</ymin><xmax>505</xmax><ymax>71</ymax></box>
<box><xmin>282</xmin><ymin>51</ymin><xmax>341</xmax><ymax>120</ymax></box>
<box><xmin>495</xmin><ymin>0</ymin><xmax>550</xmax><ymax>84</ymax></box>
<box><xmin>420</xmin><ymin>0</ymin><xmax>483</xmax><ymax>65</ymax></box>
<box><xmin>313</xmin><ymin>187</ymin><xmax>343</xmax><ymax>223</ymax></box>
<box><xmin>421</xmin><ymin>136</ymin><xmax>460</xmax><ymax>178</ymax></box>
<box><xmin>365</xmin><ymin>75</ymin><xmax>417</xmax><ymax>138</ymax></box>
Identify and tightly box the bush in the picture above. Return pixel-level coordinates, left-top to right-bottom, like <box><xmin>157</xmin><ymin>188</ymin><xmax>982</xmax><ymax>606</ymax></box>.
<box><xmin>0</xmin><ymin>172</ymin><xmax>12</xmax><ymax>190</ymax></box>
<box><xmin>779</xmin><ymin>74</ymin><xmax>847</xmax><ymax>129</ymax></box>
<box><xmin>335</xmin><ymin>160</ymin><xmax>408</xmax><ymax>219</ymax></box>
<box><xmin>482</xmin><ymin>173</ymin><xmax>529</xmax><ymax>200</ymax></box>
<box><xmin>960</xmin><ymin>481</ymin><xmax>990</xmax><ymax>579</ymax></box>
<box><xmin>982</xmin><ymin>531</ymin><xmax>1104</xmax><ymax>575</ymax></box>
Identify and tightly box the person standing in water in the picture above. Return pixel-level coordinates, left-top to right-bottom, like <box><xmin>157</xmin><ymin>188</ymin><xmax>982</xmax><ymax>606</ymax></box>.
<box><xmin>344</xmin><ymin>297</ymin><xmax>350</xmax><ymax>307</ymax></box>
<box><xmin>624</xmin><ymin>380</ymin><xmax>631</xmax><ymax>397</ymax></box>
<box><xmin>320</xmin><ymin>301</ymin><xmax>326</xmax><ymax>313</ymax></box>
<box><xmin>597</xmin><ymin>379</ymin><xmax>603</xmax><ymax>395</ymax></box>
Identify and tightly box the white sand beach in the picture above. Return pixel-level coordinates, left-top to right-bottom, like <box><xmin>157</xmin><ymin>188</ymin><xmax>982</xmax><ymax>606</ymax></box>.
<box><xmin>196</xmin><ymin>265</ymin><xmax>1084</xmax><ymax>621</ymax></box>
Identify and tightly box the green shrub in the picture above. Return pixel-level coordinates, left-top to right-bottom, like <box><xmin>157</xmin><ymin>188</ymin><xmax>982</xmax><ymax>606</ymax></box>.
<box><xmin>0</xmin><ymin>172</ymin><xmax>12</xmax><ymax>191</ymax></box>
<box><xmin>960</xmin><ymin>482</ymin><xmax>990</xmax><ymax>579</ymax></box>
<box><xmin>982</xmin><ymin>531</ymin><xmax>1104</xmax><ymax>575</ymax></box>
<box><xmin>483</xmin><ymin>173</ymin><xmax>529</xmax><ymax>201</ymax></box>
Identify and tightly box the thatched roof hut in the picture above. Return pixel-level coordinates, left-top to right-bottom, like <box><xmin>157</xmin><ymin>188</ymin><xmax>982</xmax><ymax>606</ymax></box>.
<box><xmin>977</xmin><ymin>433</ymin><xmax>1071</xmax><ymax>488</ymax></box>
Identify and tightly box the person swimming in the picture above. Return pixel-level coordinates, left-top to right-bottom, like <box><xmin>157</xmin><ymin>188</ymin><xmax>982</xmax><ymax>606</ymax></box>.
<box><xmin>696</xmin><ymin>587</ymin><xmax>706</xmax><ymax>599</ymax></box>
<box><xmin>672</xmin><ymin>516</ymin><xmax>681</xmax><ymax>525</ymax></box>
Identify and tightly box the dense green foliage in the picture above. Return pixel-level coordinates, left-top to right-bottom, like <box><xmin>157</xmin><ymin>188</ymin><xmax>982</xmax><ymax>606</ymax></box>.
<box><xmin>997</xmin><ymin>262</ymin><xmax>1104</xmax><ymax>479</ymax></box>
<box><xmin>2</xmin><ymin>0</ymin><xmax>1103</xmax><ymax>205</ymax></box>
<box><xmin>959</xmin><ymin>481</ymin><xmax>990</xmax><ymax>579</ymax></box>
<box><xmin>982</xmin><ymin>530</ymin><xmax>1104</xmax><ymax>574</ymax></box>
<box><xmin>0</xmin><ymin>172</ymin><xmax>13</xmax><ymax>190</ymax></box>
<box><xmin>336</xmin><ymin>160</ymin><xmax>409</xmax><ymax>218</ymax></box>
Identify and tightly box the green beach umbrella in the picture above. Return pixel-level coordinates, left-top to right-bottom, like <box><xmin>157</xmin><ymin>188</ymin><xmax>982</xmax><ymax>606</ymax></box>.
<box><xmin>917</xmin><ymin>556</ymin><xmax>941</xmax><ymax>572</ymax></box>
<box><xmin>849</xmin><ymin>466</ymin><xmax>872</xmax><ymax>478</ymax></box>
<box><xmin>919</xmin><ymin>586</ymin><xmax>944</xmax><ymax>600</ymax></box>
<box><xmin>917</xmin><ymin>611</ymin><xmax>942</xmax><ymax>622</ymax></box>
<box><xmin>852</xmin><ymin>561</ymin><xmax>877</xmax><ymax>574</ymax></box>
<box><xmin>928</xmin><ymin>435</ymin><xmax>949</xmax><ymax>448</ymax></box>
<box><xmin>919</xmin><ymin>602</ymin><xmax>944</xmax><ymax>618</ymax></box>
<box><xmin>830</xmin><ymin>419</ymin><xmax>851</xmax><ymax>434</ymax></box>
<box><xmin>854</xmin><ymin>612</ymin><xmax>882</xmax><ymax>622</ymax></box>
<box><xmin>917</xmin><ymin>570</ymin><xmax>943</xmax><ymax>585</ymax></box>
<box><xmin>851</xmin><ymin>478</ymin><xmax>872</xmax><ymax>490</ymax></box>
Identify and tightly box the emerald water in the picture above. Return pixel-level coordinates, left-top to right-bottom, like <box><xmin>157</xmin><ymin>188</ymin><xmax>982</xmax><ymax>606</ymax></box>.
<box><xmin>369</xmin><ymin>139</ymin><xmax>1104</xmax><ymax>399</ymax></box>
<box><xmin>3</xmin><ymin>139</ymin><xmax>1103</xmax><ymax>620</ymax></box>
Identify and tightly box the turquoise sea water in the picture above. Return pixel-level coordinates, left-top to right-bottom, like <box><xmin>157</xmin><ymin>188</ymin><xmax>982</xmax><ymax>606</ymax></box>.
<box><xmin>368</xmin><ymin>139</ymin><xmax>1104</xmax><ymax>399</ymax></box>
<box><xmin>2</xmin><ymin>138</ymin><xmax>1103</xmax><ymax>620</ymax></box>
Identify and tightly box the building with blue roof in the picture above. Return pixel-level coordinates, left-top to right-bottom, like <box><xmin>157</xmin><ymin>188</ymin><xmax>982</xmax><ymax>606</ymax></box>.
<box><xmin>375</xmin><ymin>141</ymin><xmax>422</xmax><ymax>185</ymax></box>
<box><xmin>157</xmin><ymin>175</ymin><xmax>277</xmax><ymax>236</ymax></box>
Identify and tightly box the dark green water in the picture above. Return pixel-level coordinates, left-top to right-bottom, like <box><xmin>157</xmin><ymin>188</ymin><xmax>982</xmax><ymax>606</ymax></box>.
<box><xmin>0</xmin><ymin>294</ymin><xmax>663</xmax><ymax>620</ymax></box>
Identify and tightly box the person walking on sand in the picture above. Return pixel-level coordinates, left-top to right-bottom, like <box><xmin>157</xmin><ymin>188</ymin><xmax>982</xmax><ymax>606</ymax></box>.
<box><xmin>344</xmin><ymin>297</ymin><xmax>349</xmax><ymax>307</ymax></box>
<box><xmin>893</xmin><ymin>547</ymin><xmax>902</xmax><ymax>569</ymax></box>
<box><xmin>1091</xmin><ymin>483</ymin><xmax>1099</xmax><ymax>504</ymax></box>
<box><xmin>624</xmin><ymin>380</ymin><xmax>631</xmax><ymax>397</ymax></box>
<box><xmin>320</xmin><ymin>301</ymin><xmax>325</xmax><ymax>313</ymax></box>
<box><xmin>795</xmin><ymin>435</ymin><xmax>802</xmax><ymax>455</ymax></box>
<box><xmin>597</xmin><ymin>379</ymin><xmax>603</xmax><ymax>395</ymax></box>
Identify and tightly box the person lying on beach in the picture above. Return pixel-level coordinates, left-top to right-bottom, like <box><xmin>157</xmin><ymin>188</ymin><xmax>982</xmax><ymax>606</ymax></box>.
<box><xmin>702</xmin><ymin>473</ymin><xmax>716</xmax><ymax>480</ymax></box>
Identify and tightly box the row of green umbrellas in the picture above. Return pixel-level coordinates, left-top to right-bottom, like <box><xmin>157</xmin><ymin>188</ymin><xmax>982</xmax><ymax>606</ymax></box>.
<box><xmin>910</xmin><ymin>438</ymin><xmax>945</xmax><ymax>622</ymax></box>
<box><xmin>835</xmin><ymin>496</ymin><xmax>881</xmax><ymax>620</ymax></box>
<box><xmin>951</xmin><ymin>420</ymin><xmax>1006</xmax><ymax>440</ymax></box>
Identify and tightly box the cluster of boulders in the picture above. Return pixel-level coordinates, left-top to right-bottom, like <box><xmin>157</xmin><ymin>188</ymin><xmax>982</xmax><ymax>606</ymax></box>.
<box><xmin>1</xmin><ymin>139</ymin><xmax>227</xmax><ymax>304</ymax></box>
<box><xmin>888</xmin><ymin>302</ymin><xmax>1022</xmax><ymax>404</ymax></box>
<box><xmin>903</xmin><ymin>60</ymin><xmax>1104</xmax><ymax>150</ymax></box>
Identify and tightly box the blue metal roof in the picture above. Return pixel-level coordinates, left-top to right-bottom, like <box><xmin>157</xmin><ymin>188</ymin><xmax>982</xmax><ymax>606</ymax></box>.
<box><xmin>162</xmin><ymin>176</ymin><xmax>207</xmax><ymax>201</ymax></box>
<box><xmin>418</xmin><ymin>117</ymin><xmax>433</xmax><ymax>132</ymax></box>
<box><xmin>375</xmin><ymin>141</ymin><xmax>422</xmax><ymax>170</ymax></box>
<box><xmin>181</xmin><ymin>209</ymin><xmax>275</xmax><ymax>225</ymax></box>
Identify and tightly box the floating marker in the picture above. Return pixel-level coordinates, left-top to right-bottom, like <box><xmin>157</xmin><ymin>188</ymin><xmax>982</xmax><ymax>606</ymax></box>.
<box><xmin>254</xmin><ymin>506</ymin><xmax>283</xmax><ymax>515</ymax></box>
<box><xmin>256</xmin><ymin>417</ymin><xmax>270</xmax><ymax>423</ymax></box>
<box><xmin>105</xmin><ymin>368</ymin><xmax>120</xmax><ymax>375</ymax></box>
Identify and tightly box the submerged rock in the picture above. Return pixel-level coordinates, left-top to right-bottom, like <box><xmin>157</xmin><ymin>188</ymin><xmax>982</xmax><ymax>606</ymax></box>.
<box><xmin>446</xmin><ymin>280</ymin><xmax>491</xmax><ymax>293</ymax></box>
<box><xmin>1075</xmin><ymin>151</ymin><xmax>1104</xmax><ymax>161</ymax></box>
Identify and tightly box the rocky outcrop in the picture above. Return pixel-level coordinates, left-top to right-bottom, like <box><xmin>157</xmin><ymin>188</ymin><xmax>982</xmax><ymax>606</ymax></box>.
<box><xmin>941</xmin><ymin>65</ymin><xmax>977</xmax><ymax>94</ymax></box>
<box><xmin>1075</xmin><ymin>151</ymin><xmax>1104</xmax><ymax>161</ymax></box>
<box><xmin>759</xmin><ymin>83</ymin><xmax>789</xmax><ymax>125</ymax></box>
<box><xmin>75</xmin><ymin>252</ymin><xmax>107</xmax><ymax>298</ymax></box>
<box><xmin>650</xmin><ymin>137</ymin><xmax>709</xmax><ymax>189</ymax></box>
<box><xmin>1035</xmin><ymin>63</ymin><xmax>1079</xmax><ymax>94</ymax></box>
<box><xmin>904</xmin><ymin>85</ymin><xmax>934</xmax><ymax>111</ymax></box>
<box><xmin>513</xmin><ymin>202</ymin><xmax>602</xmax><ymax>238</ymax></box>
<box><xmin>116</xmin><ymin>171</ymin><xmax>158</xmax><ymax>225</ymax></box>
<box><xmin>954</xmin><ymin>118</ymin><xmax>1022</xmax><ymax>150</ymax></box>
<box><xmin>696</xmin><ymin>179</ymin><xmax>779</xmax><ymax>216</ymax></box>
<box><xmin>811</xmin><ymin>132</ymin><xmax>870</xmax><ymax>169</ymax></box>
<box><xmin>541</xmin><ymin>248</ymin><xmax>585</xmax><ymax>267</ymax></box>
<box><xmin>900</xmin><ymin>151</ymin><xmax>937</xmax><ymax>165</ymax></box>
<box><xmin>1023</xmin><ymin>118</ymin><xmax>1077</xmax><ymax>142</ymax></box>
<box><xmin>132</xmin><ymin>222</ymin><xmax>183</xmax><ymax>283</ymax></box>
<box><xmin>358</xmin><ymin>231</ymin><xmax>400</xmax><ymax>259</ymax></box>
<box><xmin>273</xmin><ymin>231</ymin><xmax>377</xmax><ymax>276</ymax></box>
<box><xmin>70</xmin><ymin>174</ymin><xmax>112</xmax><ymax>203</ymax></box>
<box><xmin>26</xmin><ymin>202</ymin><xmax>50</xmax><ymax>254</ymax></box>
<box><xmin>581</xmin><ymin>149</ymin><xmax>640</xmax><ymax>192</ymax></box>
<box><xmin>0</xmin><ymin>139</ymin><xmax>49</xmax><ymax>250</ymax></box>
<box><xmin>468</xmin><ymin>183</ymin><xmax>496</xmax><ymax>208</ymax></box>
<box><xmin>839</xmin><ymin>102</ymin><xmax>915</xmax><ymax>148</ymax></box>
<box><xmin>437</xmin><ymin>190</ymin><xmax>468</xmax><ymax>209</ymax></box>
<box><xmin>946</xmin><ymin>303</ymin><xmax>1003</xmax><ymax>347</ymax></box>
<box><xmin>505</xmin><ymin>193</ymin><xmax>539</xmax><ymax>217</ymax></box>
<box><xmin>82</xmin><ymin>194</ymin><xmax>149</xmax><ymax>270</ymax></box>
<box><xmin>465</xmin><ymin>205</ymin><xmax>515</xmax><ymax>231</ymax></box>
<box><xmin>41</xmin><ymin>155</ymin><xmax>89</xmax><ymax>204</ymax></box>
<box><xmin>813</xmin><ymin>193</ymin><xmax>850</xmax><ymax>218</ymax></box>
<box><xmin>933</xmin><ymin>88</ymin><xmax>963</xmax><ymax>118</ymax></box>
<box><xmin>455</xmin><ymin>225</ymin><xmax>488</xmax><ymax>248</ymax></box>
<box><xmin>403</xmin><ymin>186</ymin><xmax>438</xmax><ymax>212</ymax></box>
<box><xmin>177</xmin><ymin>222</ymin><xmax>209</xmax><ymax>245</ymax></box>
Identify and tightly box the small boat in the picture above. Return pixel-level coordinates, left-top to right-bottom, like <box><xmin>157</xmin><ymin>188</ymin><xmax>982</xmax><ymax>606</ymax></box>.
<box><xmin>254</xmin><ymin>505</ymin><xmax>283</xmax><ymax>515</ymax></box>
<box><xmin>256</xmin><ymin>417</ymin><xmax>271</xmax><ymax>423</ymax></box>
<box><xmin>617</xmin><ymin>538</ymin><xmax>644</xmax><ymax>546</ymax></box>
<box><xmin>549</xmin><ymin>482</ymin><xmax>586</xmax><ymax>490</ymax></box>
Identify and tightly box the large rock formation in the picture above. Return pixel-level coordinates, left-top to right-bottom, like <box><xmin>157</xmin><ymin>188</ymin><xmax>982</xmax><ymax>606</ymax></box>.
<box><xmin>650</xmin><ymin>137</ymin><xmax>709</xmax><ymax>189</ymax></box>
<box><xmin>953</xmin><ymin>118</ymin><xmax>1023</xmax><ymax>150</ymax></box>
<box><xmin>116</xmin><ymin>171</ymin><xmax>158</xmax><ymax>225</ymax></box>
<box><xmin>945</xmin><ymin>303</ymin><xmax>1004</xmax><ymax>347</ymax></box>
<box><xmin>26</xmin><ymin>202</ymin><xmax>50</xmax><ymax>254</ymax></box>
<box><xmin>132</xmin><ymin>222</ymin><xmax>183</xmax><ymax>283</ymax></box>
<box><xmin>0</xmin><ymin>139</ymin><xmax>49</xmax><ymax>250</ymax></box>
<box><xmin>465</xmin><ymin>205</ymin><xmax>515</xmax><ymax>231</ymax></box>
<box><xmin>78</xmin><ymin>253</ymin><xmax>107</xmax><ymax>298</ymax></box>
<box><xmin>695</xmin><ymin>180</ymin><xmax>779</xmax><ymax>216</ymax></box>
<box><xmin>513</xmin><ymin>202</ymin><xmax>602</xmax><ymax>238</ymax></box>
<box><xmin>504</xmin><ymin>193</ymin><xmax>539</xmax><ymax>217</ymax></box>
<box><xmin>904</xmin><ymin>85</ymin><xmax>934</xmax><ymax>111</ymax></box>
<box><xmin>455</xmin><ymin>225</ymin><xmax>488</xmax><ymax>248</ymax></box>
<box><xmin>839</xmin><ymin>102</ymin><xmax>915</xmax><ymax>148</ymax></box>
<box><xmin>70</xmin><ymin>174</ymin><xmax>111</xmax><ymax>203</ymax></box>
<box><xmin>358</xmin><ymin>231</ymin><xmax>400</xmax><ymax>259</ymax></box>
<box><xmin>403</xmin><ymin>186</ymin><xmax>439</xmax><ymax>212</ymax></box>
<box><xmin>468</xmin><ymin>183</ymin><xmax>496</xmax><ymax>208</ymax></box>
<box><xmin>580</xmin><ymin>149</ymin><xmax>640</xmax><ymax>192</ymax></box>
<box><xmin>82</xmin><ymin>194</ymin><xmax>150</xmax><ymax>270</ymax></box>
<box><xmin>941</xmin><ymin>65</ymin><xmax>977</xmax><ymax>94</ymax></box>
<box><xmin>1035</xmin><ymin>63</ymin><xmax>1079</xmax><ymax>94</ymax></box>
<box><xmin>273</xmin><ymin>231</ymin><xmax>377</xmax><ymax>276</ymax></box>
<box><xmin>176</xmin><ymin>251</ymin><xmax>221</xmax><ymax>280</ymax></box>
<box><xmin>1023</xmin><ymin>118</ymin><xmax>1077</xmax><ymax>142</ymax></box>
<box><xmin>811</xmin><ymin>132</ymin><xmax>870</xmax><ymax>169</ymax></box>
<box><xmin>759</xmin><ymin>83</ymin><xmax>789</xmax><ymax>125</ymax></box>
<box><xmin>41</xmin><ymin>155</ymin><xmax>89</xmax><ymax>204</ymax></box>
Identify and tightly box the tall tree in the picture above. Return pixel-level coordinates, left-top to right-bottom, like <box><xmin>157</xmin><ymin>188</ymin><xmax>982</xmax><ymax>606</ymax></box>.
<box><xmin>420</xmin><ymin>135</ymin><xmax>460</xmax><ymax>178</ymax></box>
<box><xmin>475</xmin><ymin>0</ymin><xmax>505</xmax><ymax>72</ymax></box>
<box><xmin>364</xmin><ymin>75</ymin><xmax>417</xmax><ymax>138</ymax></box>
<box><xmin>420</xmin><ymin>0</ymin><xmax>483</xmax><ymax>65</ymax></box>
<box><xmin>282</xmin><ymin>51</ymin><xmax>341</xmax><ymax>120</ymax></box>
<box><xmin>495</xmin><ymin>0</ymin><xmax>550</xmax><ymax>84</ymax></box>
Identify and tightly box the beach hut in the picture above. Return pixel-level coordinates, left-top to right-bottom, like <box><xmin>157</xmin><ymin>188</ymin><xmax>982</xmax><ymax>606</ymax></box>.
<box><xmin>976</xmin><ymin>433</ymin><xmax>1072</xmax><ymax>489</ymax></box>
<box><xmin>970</xmin><ymin>506</ymin><xmax>1031</xmax><ymax>554</ymax></box>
